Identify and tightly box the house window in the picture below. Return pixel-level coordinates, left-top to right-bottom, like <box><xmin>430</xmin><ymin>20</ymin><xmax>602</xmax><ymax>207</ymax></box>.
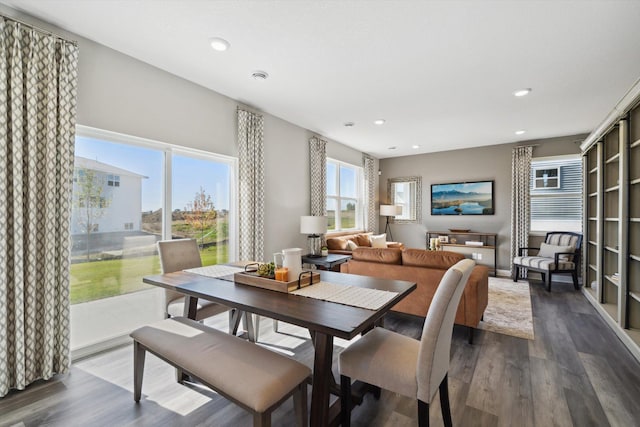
<box><xmin>326</xmin><ymin>159</ymin><xmax>363</xmax><ymax>231</ymax></box>
<box><xmin>124</xmin><ymin>222</ymin><xmax>134</xmax><ymax>230</ymax></box>
<box><xmin>107</xmin><ymin>174</ymin><xmax>120</xmax><ymax>187</ymax></box>
<box><xmin>530</xmin><ymin>156</ymin><xmax>582</xmax><ymax>232</ymax></box>
<box><xmin>533</xmin><ymin>167</ymin><xmax>560</xmax><ymax>189</ymax></box>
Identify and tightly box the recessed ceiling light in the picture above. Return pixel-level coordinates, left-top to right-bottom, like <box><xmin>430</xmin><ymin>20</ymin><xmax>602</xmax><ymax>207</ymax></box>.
<box><xmin>412</xmin><ymin>145</ymin><xmax>420</xmax><ymax>149</ymax></box>
<box><xmin>251</xmin><ymin>70</ymin><xmax>269</xmax><ymax>80</ymax></box>
<box><xmin>388</xmin><ymin>146</ymin><xmax>397</xmax><ymax>150</ymax></box>
<box><xmin>209</xmin><ymin>37</ymin><xmax>230</xmax><ymax>51</ymax></box>
<box><xmin>374</xmin><ymin>119</ymin><xmax>386</xmax><ymax>125</ymax></box>
<box><xmin>515</xmin><ymin>130</ymin><xmax>526</xmax><ymax>135</ymax></box>
<box><xmin>513</xmin><ymin>88</ymin><xmax>532</xmax><ymax>97</ymax></box>
<box><xmin>344</xmin><ymin>122</ymin><xmax>355</xmax><ymax>127</ymax></box>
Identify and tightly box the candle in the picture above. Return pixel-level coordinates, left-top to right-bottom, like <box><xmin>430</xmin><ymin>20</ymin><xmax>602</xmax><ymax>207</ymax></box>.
<box><xmin>275</xmin><ymin>268</ymin><xmax>289</xmax><ymax>282</ymax></box>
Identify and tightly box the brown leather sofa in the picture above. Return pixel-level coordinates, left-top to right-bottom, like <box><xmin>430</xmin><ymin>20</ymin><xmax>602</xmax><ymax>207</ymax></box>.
<box><xmin>340</xmin><ymin>247</ymin><xmax>489</xmax><ymax>343</ymax></box>
<box><xmin>326</xmin><ymin>231</ymin><xmax>404</xmax><ymax>255</ymax></box>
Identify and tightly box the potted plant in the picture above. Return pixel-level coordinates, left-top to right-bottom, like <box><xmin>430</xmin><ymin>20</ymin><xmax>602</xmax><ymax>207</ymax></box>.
<box><xmin>321</xmin><ymin>246</ymin><xmax>329</xmax><ymax>256</ymax></box>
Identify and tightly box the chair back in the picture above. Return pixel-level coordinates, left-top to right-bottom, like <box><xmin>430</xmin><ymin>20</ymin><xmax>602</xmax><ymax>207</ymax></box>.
<box><xmin>157</xmin><ymin>239</ymin><xmax>203</xmax><ymax>307</ymax></box>
<box><xmin>416</xmin><ymin>259</ymin><xmax>475</xmax><ymax>403</ymax></box>
<box><xmin>545</xmin><ymin>231</ymin><xmax>582</xmax><ymax>263</ymax></box>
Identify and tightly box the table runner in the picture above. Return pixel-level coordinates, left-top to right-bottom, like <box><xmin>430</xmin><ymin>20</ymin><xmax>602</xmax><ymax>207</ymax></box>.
<box><xmin>291</xmin><ymin>281</ymin><xmax>398</xmax><ymax>310</ymax></box>
<box><xmin>184</xmin><ymin>265</ymin><xmax>242</xmax><ymax>281</ymax></box>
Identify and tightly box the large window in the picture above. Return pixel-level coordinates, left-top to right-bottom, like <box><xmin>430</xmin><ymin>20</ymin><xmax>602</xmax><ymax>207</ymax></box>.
<box><xmin>70</xmin><ymin>126</ymin><xmax>237</xmax><ymax>354</ymax></box>
<box><xmin>530</xmin><ymin>155</ymin><xmax>582</xmax><ymax>232</ymax></box>
<box><xmin>326</xmin><ymin>159</ymin><xmax>363</xmax><ymax>231</ymax></box>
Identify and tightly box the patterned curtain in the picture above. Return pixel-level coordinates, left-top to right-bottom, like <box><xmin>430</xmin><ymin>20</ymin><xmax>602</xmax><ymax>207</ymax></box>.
<box><xmin>510</xmin><ymin>146</ymin><xmax>533</xmax><ymax>275</ymax></box>
<box><xmin>363</xmin><ymin>154</ymin><xmax>377</xmax><ymax>232</ymax></box>
<box><xmin>237</xmin><ymin>109</ymin><xmax>265</xmax><ymax>261</ymax></box>
<box><xmin>0</xmin><ymin>17</ymin><xmax>79</xmax><ymax>397</ymax></box>
<box><xmin>309</xmin><ymin>136</ymin><xmax>327</xmax><ymax>216</ymax></box>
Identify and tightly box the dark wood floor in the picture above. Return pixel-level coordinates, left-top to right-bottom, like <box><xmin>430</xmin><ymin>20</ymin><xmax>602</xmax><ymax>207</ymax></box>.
<box><xmin>2</xmin><ymin>279</ymin><xmax>640</xmax><ymax>427</ymax></box>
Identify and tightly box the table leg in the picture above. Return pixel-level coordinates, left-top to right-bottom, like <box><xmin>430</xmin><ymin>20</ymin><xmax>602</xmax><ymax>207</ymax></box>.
<box><xmin>310</xmin><ymin>332</ymin><xmax>333</xmax><ymax>427</ymax></box>
<box><xmin>183</xmin><ymin>296</ymin><xmax>198</xmax><ymax>319</ymax></box>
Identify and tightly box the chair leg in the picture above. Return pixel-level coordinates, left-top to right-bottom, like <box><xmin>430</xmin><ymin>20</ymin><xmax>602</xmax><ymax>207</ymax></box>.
<box><xmin>468</xmin><ymin>327</ymin><xmax>474</xmax><ymax>344</ymax></box>
<box><xmin>133</xmin><ymin>341</ymin><xmax>146</xmax><ymax>402</ymax></box>
<box><xmin>545</xmin><ymin>272</ymin><xmax>552</xmax><ymax>292</ymax></box>
<box><xmin>512</xmin><ymin>266</ymin><xmax>519</xmax><ymax>282</ymax></box>
<box><xmin>340</xmin><ymin>375</ymin><xmax>352</xmax><ymax>427</ymax></box>
<box><xmin>572</xmin><ymin>271</ymin><xmax>580</xmax><ymax>290</ymax></box>
<box><xmin>231</xmin><ymin>309</ymin><xmax>242</xmax><ymax>336</ymax></box>
<box><xmin>253</xmin><ymin>412</ymin><xmax>270</xmax><ymax>427</ymax></box>
<box><xmin>293</xmin><ymin>382</ymin><xmax>308</xmax><ymax>427</ymax></box>
<box><xmin>244</xmin><ymin>312</ymin><xmax>257</xmax><ymax>342</ymax></box>
<box><xmin>418</xmin><ymin>399</ymin><xmax>430</xmax><ymax>427</ymax></box>
<box><xmin>439</xmin><ymin>374</ymin><xmax>452</xmax><ymax>427</ymax></box>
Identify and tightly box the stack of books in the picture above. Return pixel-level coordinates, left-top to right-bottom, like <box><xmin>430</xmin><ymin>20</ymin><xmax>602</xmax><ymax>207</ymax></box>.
<box><xmin>465</xmin><ymin>241</ymin><xmax>484</xmax><ymax>246</ymax></box>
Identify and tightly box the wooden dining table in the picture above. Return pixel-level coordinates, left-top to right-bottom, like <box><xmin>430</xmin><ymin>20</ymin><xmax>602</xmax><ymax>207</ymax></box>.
<box><xmin>143</xmin><ymin>269</ymin><xmax>415</xmax><ymax>427</ymax></box>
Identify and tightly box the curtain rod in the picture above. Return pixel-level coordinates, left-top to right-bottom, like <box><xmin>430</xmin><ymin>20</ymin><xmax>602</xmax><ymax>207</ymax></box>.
<box><xmin>1</xmin><ymin>13</ymin><xmax>78</xmax><ymax>45</ymax></box>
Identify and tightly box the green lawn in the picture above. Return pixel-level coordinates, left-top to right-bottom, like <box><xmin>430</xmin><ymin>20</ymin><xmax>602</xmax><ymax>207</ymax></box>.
<box><xmin>70</xmin><ymin>244</ymin><xmax>229</xmax><ymax>304</ymax></box>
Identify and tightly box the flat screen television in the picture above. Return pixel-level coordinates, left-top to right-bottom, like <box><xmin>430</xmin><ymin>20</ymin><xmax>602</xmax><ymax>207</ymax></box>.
<box><xmin>431</xmin><ymin>180</ymin><xmax>494</xmax><ymax>215</ymax></box>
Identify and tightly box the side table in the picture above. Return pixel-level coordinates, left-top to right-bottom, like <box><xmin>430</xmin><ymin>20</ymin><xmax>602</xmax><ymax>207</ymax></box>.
<box><xmin>302</xmin><ymin>253</ymin><xmax>352</xmax><ymax>271</ymax></box>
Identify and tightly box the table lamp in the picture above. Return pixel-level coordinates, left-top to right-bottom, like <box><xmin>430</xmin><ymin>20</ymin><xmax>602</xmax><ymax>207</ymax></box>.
<box><xmin>379</xmin><ymin>205</ymin><xmax>402</xmax><ymax>241</ymax></box>
<box><xmin>300</xmin><ymin>215</ymin><xmax>328</xmax><ymax>257</ymax></box>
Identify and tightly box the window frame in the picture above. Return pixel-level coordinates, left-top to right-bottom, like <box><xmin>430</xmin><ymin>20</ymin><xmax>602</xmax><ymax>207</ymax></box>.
<box><xmin>533</xmin><ymin>166</ymin><xmax>560</xmax><ymax>190</ymax></box>
<box><xmin>326</xmin><ymin>158</ymin><xmax>364</xmax><ymax>232</ymax></box>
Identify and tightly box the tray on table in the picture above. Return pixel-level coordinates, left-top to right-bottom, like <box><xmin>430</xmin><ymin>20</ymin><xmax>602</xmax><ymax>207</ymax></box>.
<box><xmin>234</xmin><ymin>270</ymin><xmax>320</xmax><ymax>293</ymax></box>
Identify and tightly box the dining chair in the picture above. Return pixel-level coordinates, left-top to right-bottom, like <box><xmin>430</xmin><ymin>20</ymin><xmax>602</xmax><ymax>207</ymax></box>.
<box><xmin>157</xmin><ymin>239</ymin><xmax>241</xmax><ymax>334</ymax></box>
<box><xmin>339</xmin><ymin>258</ymin><xmax>475</xmax><ymax>427</ymax></box>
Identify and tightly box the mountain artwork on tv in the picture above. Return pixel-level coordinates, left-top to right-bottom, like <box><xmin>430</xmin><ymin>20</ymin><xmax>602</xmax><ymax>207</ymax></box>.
<box><xmin>431</xmin><ymin>181</ymin><xmax>494</xmax><ymax>215</ymax></box>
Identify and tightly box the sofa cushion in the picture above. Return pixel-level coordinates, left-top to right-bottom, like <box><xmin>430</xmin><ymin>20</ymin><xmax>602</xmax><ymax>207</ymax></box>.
<box><xmin>327</xmin><ymin>237</ymin><xmax>348</xmax><ymax>251</ymax></box>
<box><xmin>370</xmin><ymin>234</ymin><xmax>387</xmax><ymax>248</ymax></box>
<box><xmin>355</xmin><ymin>233</ymin><xmax>372</xmax><ymax>246</ymax></box>
<box><xmin>352</xmin><ymin>247</ymin><xmax>402</xmax><ymax>264</ymax></box>
<box><xmin>402</xmin><ymin>249</ymin><xmax>465</xmax><ymax>270</ymax></box>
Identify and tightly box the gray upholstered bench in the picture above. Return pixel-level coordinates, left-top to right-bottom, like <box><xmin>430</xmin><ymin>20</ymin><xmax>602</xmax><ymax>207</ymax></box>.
<box><xmin>130</xmin><ymin>317</ymin><xmax>310</xmax><ymax>427</ymax></box>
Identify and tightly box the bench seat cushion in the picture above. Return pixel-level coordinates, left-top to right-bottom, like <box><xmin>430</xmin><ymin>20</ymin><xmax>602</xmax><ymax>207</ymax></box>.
<box><xmin>130</xmin><ymin>317</ymin><xmax>311</xmax><ymax>413</ymax></box>
<box><xmin>513</xmin><ymin>256</ymin><xmax>575</xmax><ymax>271</ymax></box>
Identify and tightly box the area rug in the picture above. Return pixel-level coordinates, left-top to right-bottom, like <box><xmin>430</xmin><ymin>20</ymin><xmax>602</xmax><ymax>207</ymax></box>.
<box><xmin>478</xmin><ymin>276</ymin><xmax>534</xmax><ymax>340</ymax></box>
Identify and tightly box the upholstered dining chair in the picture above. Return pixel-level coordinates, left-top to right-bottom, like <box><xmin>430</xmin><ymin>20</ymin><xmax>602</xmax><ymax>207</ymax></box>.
<box><xmin>339</xmin><ymin>259</ymin><xmax>475</xmax><ymax>427</ymax></box>
<box><xmin>157</xmin><ymin>239</ymin><xmax>241</xmax><ymax>334</ymax></box>
<box><xmin>512</xmin><ymin>231</ymin><xmax>582</xmax><ymax>291</ymax></box>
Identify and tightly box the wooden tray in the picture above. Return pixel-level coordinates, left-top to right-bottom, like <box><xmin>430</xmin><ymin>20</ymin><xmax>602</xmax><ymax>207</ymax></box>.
<box><xmin>234</xmin><ymin>270</ymin><xmax>320</xmax><ymax>293</ymax></box>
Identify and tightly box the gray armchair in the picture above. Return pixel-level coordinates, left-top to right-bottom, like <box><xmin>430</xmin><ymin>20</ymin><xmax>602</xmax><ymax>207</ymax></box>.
<box><xmin>512</xmin><ymin>231</ymin><xmax>582</xmax><ymax>291</ymax></box>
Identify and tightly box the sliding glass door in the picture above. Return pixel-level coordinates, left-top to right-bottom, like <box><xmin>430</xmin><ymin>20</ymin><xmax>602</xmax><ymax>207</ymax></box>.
<box><xmin>70</xmin><ymin>126</ymin><xmax>237</xmax><ymax>358</ymax></box>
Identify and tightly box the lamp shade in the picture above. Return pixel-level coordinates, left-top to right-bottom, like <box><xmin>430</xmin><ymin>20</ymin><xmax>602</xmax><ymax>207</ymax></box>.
<box><xmin>300</xmin><ymin>216</ymin><xmax>328</xmax><ymax>235</ymax></box>
<box><xmin>380</xmin><ymin>205</ymin><xmax>402</xmax><ymax>216</ymax></box>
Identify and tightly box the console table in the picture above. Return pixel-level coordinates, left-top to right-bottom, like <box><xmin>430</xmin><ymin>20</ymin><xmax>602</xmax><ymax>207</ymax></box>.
<box><xmin>426</xmin><ymin>231</ymin><xmax>497</xmax><ymax>276</ymax></box>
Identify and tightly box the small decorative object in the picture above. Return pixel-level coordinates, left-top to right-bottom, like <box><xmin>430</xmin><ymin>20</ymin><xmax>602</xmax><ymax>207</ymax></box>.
<box><xmin>429</xmin><ymin>237</ymin><xmax>438</xmax><ymax>250</ymax></box>
<box><xmin>321</xmin><ymin>246</ymin><xmax>329</xmax><ymax>256</ymax></box>
<box><xmin>438</xmin><ymin>235</ymin><xmax>449</xmax><ymax>243</ymax></box>
<box><xmin>275</xmin><ymin>267</ymin><xmax>289</xmax><ymax>282</ymax></box>
<box><xmin>450</xmin><ymin>238</ymin><xmax>457</xmax><ymax>244</ymax></box>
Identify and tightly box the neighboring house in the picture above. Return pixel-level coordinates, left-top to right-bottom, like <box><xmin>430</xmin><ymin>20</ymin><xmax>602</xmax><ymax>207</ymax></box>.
<box><xmin>70</xmin><ymin>156</ymin><xmax>147</xmax><ymax>236</ymax></box>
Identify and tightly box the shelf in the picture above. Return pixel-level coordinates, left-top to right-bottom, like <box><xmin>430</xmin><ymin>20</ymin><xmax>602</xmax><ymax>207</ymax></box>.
<box><xmin>588</xmin><ymin>217</ymin><xmax>598</xmax><ymax>221</ymax></box>
<box><xmin>631</xmin><ymin>178</ymin><xmax>640</xmax><ymax>185</ymax></box>
<box><xmin>631</xmin><ymin>218</ymin><xmax>640</xmax><ymax>223</ymax></box>
<box><xmin>440</xmin><ymin>243</ymin><xmax>495</xmax><ymax>249</ymax></box>
<box><xmin>631</xmin><ymin>254</ymin><xmax>640</xmax><ymax>262</ymax></box>
<box><xmin>588</xmin><ymin>240</ymin><xmax>598</xmax><ymax>246</ymax></box>
<box><xmin>604</xmin><ymin>246</ymin><xmax>619</xmax><ymax>254</ymax></box>
<box><xmin>589</xmin><ymin>166</ymin><xmax>598</xmax><ymax>174</ymax></box>
<box><xmin>589</xmin><ymin>264</ymin><xmax>597</xmax><ymax>271</ymax></box>
<box><xmin>605</xmin><ymin>153</ymin><xmax>620</xmax><ymax>163</ymax></box>
<box><xmin>605</xmin><ymin>185</ymin><xmax>620</xmax><ymax>192</ymax></box>
<box><xmin>631</xmin><ymin>139</ymin><xmax>640</xmax><ymax>149</ymax></box>
<box><xmin>602</xmin><ymin>303</ymin><xmax>618</xmax><ymax>321</ymax></box>
<box><xmin>589</xmin><ymin>192</ymin><xmax>598</xmax><ymax>197</ymax></box>
<box><xmin>604</xmin><ymin>218</ymin><xmax>619</xmax><ymax>222</ymax></box>
<box><xmin>630</xmin><ymin>292</ymin><xmax>640</xmax><ymax>303</ymax></box>
<box><xmin>605</xmin><ymin>275</ymin><xmax>620</xmax><ymax>287</ymax></box>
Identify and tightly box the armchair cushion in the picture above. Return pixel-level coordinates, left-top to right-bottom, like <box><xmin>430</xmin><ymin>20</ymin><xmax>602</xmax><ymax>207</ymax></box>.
<box><xmin>538</xmin><ymin>242</ymin><xmax>574</xmax><ymax>261</ymax></box>
<box><xmin>512</xmin><ymin>256</ymin><xmax>575</xmax><ymax>271</ymax></box>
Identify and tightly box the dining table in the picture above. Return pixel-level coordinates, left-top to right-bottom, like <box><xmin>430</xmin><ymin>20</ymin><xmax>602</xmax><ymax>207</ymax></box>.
<box><xmin>143</xmin><ymin>268</ymin><xmax>416</xmax><ymax>427</ymax></box>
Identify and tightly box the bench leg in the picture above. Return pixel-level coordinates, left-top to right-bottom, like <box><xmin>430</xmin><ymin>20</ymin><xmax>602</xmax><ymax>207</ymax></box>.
<box><xmin>133</xmin><ymin>341</ymin><xmax>146</xmax><ymax>402</ymax></box>
<box><xmin>293</xmin><ymin>382</ymin><xmax>308</xmax><ymax>427</ymax></box>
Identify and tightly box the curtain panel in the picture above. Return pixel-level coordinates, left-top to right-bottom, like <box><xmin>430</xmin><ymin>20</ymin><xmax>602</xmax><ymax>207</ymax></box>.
<box><xmin>237</xmin><ymin>109</ymin><xmax>265</xmax><ymax>262</ymax></box>
<box><xmin>0</xmin><ymin>17</ymin><xmax>79</xmax><ymax>397</ymax></box>
<box><xmin>363</xmin><ymin>154</ymin><xmax>377</xmax><ymax>232</ymax></box>
<box><xmin>510</xmin><ymin>146</ymin><xmax>533</xmax><ymax>275</ymax></box>
<box><xmin>309</xmin><ymin>136</ymin><xmax>327</xmax><ymax>217</ymax></box>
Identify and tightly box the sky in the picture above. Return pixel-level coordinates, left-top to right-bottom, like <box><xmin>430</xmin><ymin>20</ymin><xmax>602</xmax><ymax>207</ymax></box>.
<box><xmin>75</xmin><ymin>136</ymin><xmax>230</xmax><ymax>212</ymax></box>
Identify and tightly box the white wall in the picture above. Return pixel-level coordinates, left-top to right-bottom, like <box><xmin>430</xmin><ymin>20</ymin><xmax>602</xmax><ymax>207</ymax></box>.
<box><xmin>378</xmin><ymin>134</ymin><xmax>585</xmax><ymax>270</ymax></box>
<box><xmin>0</xmin><ymin>5</ymin><xmax>366</xmax><ymax>261</ymax></box>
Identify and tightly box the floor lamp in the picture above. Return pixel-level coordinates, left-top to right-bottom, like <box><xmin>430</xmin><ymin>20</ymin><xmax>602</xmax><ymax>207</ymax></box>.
<box><xmin>379</xmin><ymin>205</ymin><xmax>402</xmax><ymax>241</ymax></box>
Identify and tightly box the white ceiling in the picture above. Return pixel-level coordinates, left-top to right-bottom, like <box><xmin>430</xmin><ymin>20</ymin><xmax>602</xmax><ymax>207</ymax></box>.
<box><xmin>3</xmin><ymin>0</ymin><xmax>640</xmax><ymax>158</ymax></box>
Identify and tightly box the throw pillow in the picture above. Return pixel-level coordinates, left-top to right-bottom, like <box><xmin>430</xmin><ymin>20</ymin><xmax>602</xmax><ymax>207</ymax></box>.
<box><xmin>538</xmin><ymin>242</ymin><xmax>575</xmax><ymax>261</ymax></box>
<box><xmin>346</xmin><ymin>240</ymin><xmax>358</xmax><ymax>251</ymax></box>
<box><xmin>370</xmin><ymin>234</ymin><xmax>387</xmax><ymax>248</ymax></box>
